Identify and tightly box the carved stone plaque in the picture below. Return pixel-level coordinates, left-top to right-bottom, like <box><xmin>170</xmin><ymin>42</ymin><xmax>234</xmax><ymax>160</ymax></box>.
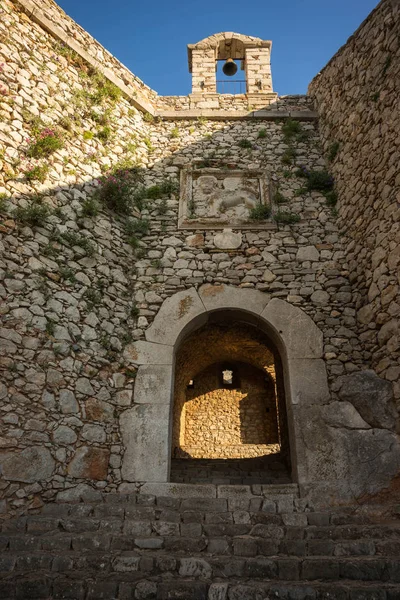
<box><xmin>178</xmin><ymin>166</ymin><xmax>271</xmax><ymax>229</ymax></box>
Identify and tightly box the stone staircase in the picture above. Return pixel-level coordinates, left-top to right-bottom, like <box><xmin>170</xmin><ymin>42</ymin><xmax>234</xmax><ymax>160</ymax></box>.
<box><xmin>170</xmin><ymin>456</ymin><xmax>291</xmax><ymax>485</ymax></box>
<box><xmin>1</xmin><ymin>483</ymin><xmax>400</xmax><ymax>599</ymax></box>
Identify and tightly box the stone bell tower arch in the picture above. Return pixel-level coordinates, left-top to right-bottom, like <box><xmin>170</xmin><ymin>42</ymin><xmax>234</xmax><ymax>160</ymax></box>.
<box><xmin>187</xmin><ymin>32</ymin><xmax>276</xmax><ymax>97</ymax></box>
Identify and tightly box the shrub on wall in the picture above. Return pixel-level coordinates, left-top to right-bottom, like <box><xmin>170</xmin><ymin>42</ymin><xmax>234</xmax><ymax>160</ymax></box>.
<box><xmin>26</xmin><ymin>128</ymin><xmax>63</xmax><ymax>158</ymax></box>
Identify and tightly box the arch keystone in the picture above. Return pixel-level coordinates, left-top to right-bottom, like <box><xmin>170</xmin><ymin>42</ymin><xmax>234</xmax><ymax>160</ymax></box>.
<box><xmin>199</xmin><ymin>284</ymin><xmax>269</xmax><ymax>315</ymax></box>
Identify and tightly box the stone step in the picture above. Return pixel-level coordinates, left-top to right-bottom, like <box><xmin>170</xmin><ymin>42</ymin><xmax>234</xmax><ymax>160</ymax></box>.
<box><xmin>2</xmin><ymin>570</ymin><xmax>400</xmax><ymax>599</ymax></box>
<box><xmin>5</xmin><ymin>509</ymin><xmax>400</xmax><ymax>538</ymax></box>
<box><xmin>170</xmin><ymin>456</ymin><xmax>291</xmax><ymax>485</ymax></box>
<box><xmin>2</xmin><ymin>554</ymin><xmax>400</xmax><ymax>581</ymax></box>
<box><xmin>2</xmin><ymin>531</ymin><xmax>400</xmax><ymax>557</ymax></box>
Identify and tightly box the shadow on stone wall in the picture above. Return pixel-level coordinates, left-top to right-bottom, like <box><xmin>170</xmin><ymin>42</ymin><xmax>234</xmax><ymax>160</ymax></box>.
<box><xmin>1</xmin><ymin>112</ymin><xmax>399</xmax><ymax>514</ymax></box>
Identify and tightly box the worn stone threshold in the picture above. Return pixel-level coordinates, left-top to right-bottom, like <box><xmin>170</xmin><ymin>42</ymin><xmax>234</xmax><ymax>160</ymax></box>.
<box><xmin>139</xmin><ymin>482</ymin><xmax>298</xmax><ymax>498</ymax></box>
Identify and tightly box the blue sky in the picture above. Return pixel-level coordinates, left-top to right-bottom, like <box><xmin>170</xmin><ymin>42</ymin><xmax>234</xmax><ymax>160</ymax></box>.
<box><xmin>57</xmin><ymin>0</ymin><xmax>378</xmax><ymax>96</ymax></box>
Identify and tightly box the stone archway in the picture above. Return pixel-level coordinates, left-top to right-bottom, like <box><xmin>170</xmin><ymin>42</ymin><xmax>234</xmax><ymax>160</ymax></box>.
<box><xmin>120</xmin><ymin>284</ymin><xmax>328</xmax><ymax>487</ymax></box>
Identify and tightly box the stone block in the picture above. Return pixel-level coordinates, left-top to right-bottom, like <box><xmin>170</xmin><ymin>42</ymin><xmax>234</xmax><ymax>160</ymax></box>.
<box><xmin>261</xmin><ymin>298</ymin><xmax>323</xmax><ymax>358</ymax></box>
<box><xmin>164</xmin><ymin>536</ymin><xmax>207</xmax><ymax>553</ymax></box>
<box><xmin>87</xmin><ymin>582</ymin><xmax>118</xmax><ymax>599</ymax></box>
<box><xmin>123</xmin><ymin>520</ymin><xmax>151</xmax><ymax>536</ymax></box>
<box><xmin>153</xmin><ymin>521</ymin><xmax>180</xmax><ymax>536</ymax></box>
<box><xmin>135</xmin><ymin>537</ymin><xmax>163</xmax><ymax>549</ymax></box>
<box><xmin>208</xmin><ymin>583</ymin><xmax>228</xmax><ymax>600</ymax></box>
<box><xmin>123</xmin><ymin>340</ymin><xmax>174</xmax><ymax>366</ymax></box>
<box><xmin>1</xmin><ymin>446</ymin><xmax>55</xmax><ymax>483</ymax></box>
<box><xmin>278</xmin><ymin>558</ymin><xmax>300</xmax><ymax>580</ymax></box>
<box><xmin>53</xmin><ymin>580</ymin><xmax>85</xmax><ymax>599</ymax></box>
<box><xmin>140</xmin><ymin>483</ymin><xmax>217</xmax><ymax>500</ymax></box>
<box><xmin>302</xmin><ymin>558</ymin><xmax>339</xmax><ymax>580</ymax></box>
<box><xmin>120</xmin><ymin>404</ymin><xmax>170</xmax><ymax>482</ymax></box>
<box><xmin>233</xmin><ymin>536</ymin><xmax>257</xmax><ymax>556</ymax></box>
<box><xmin>145</xmin><ymin>288</ymin><xmax>207</xmax><ymax>346</ymax></box>
<box><xmin>67</xmin><ymin>447</ymin><xmax>109</xmax><ymax>480</ymax></box>
<box><xmin>217</xmin><ymin>485</ymin><xmax>254</xmax><ymax>499</ymax></box>
<box><xmin>133</xmin><ymin>365</ymin><xmax>173</xmax><ymax>404</ymax></box>
<box><xmin>181</xmin><ymin>498</ymin><xmax>227</xmax><ymax>512</ymax></box>
<box><xmin>56</xmin><ymin>483</ymin><xmax>102</xmax><ymax>503</ymax></box>
<box><xmin>157</xmin><ymin>582</ymin><xmax>208</xmax><ymax>600</ymax></box>
<box><xmin>134</xmin><ymin>580</ymin><xmax>157</xmax><ymax>600</ymax></box>
<box><xmin>16</xmin><ymin>579</ymin><xmax>50</xmax><ymax>599</ymax></box>
<box><xmin>199</xmin><ymin>284</ymin><xmax>269</xmax><ymax>315</ymax></box>
<box><xmin>180</xmin><ymin>522</ymin><xmax>202</xmax><ymax>537</ymax></box>
<box><xmin>287</xmin><ymin>358</ymin><xmax>330</xmax><ymax>406</ymax></box>
<box><xmin>282</xmin><ymin>513</ymin><xmax>308</xmax><ymax>527</ymax></box>
<box><xmin>112</xmin><ymin>555</ymin><xmax>140</xmax><ymax>572</ymax></box>
<box><xmin>338</xmin><ymin>370</ymin><xmax>397</xmax><ymax>430</ymax></box>
<box><xmin>179</xmin><ymin>557</ymin><xmax>212</xmax><ymax>578</ymax></box>
<box><xmin>207</xmin><ymin>537</ymin><xmax>230</xmax><ymax>555</ymax></box>
<box><xmin>244</xmin><ymin>557</ymin><xmax>278</xmax><ymax>578</ymax></box>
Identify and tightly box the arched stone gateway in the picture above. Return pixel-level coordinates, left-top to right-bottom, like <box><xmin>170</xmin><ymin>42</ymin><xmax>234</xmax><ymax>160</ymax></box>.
<box><xmin>120</xmin><ymin>285</ymin><xmax>400</xmax><ymax>505</ymax></box>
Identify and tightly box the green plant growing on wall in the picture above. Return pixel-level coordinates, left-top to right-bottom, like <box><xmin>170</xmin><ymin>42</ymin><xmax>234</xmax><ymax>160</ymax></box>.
<box><xmin>257</xmin><ymin>128</ymin><xmax>267</xmax><ymax>139</ymax></box>
<box><xmin>81</xmin><ymin>197</ymin><xmax>100</xmax><ymax>217</ymax></box>
<box><xmin>281</xmin><ymin>147</ymin><xmax>296</xmax><ymax>165</ymax></box>
<box><xmin>143</xmin><ymin>112</ymin><xmax>154</xmax><ymax>123</ymax></box>
<box><xmin>327</xmin><ymin>142</ymin><xmax>339</xmax><ymax>162</ymax></box>
<box><xmin>59</xmin><ymin>116</ymin><xmax>73</xmax><ymax>132</ymax></box>
<box><xmin>85</xmin><ymin>72</ymin><xmax>122</xmax><ymax>105</ymax></box>
<box><xmin>96</xmin><ymin>126</ymin><xmax>112</xmax><ymax>143</ymax></box>
<box><xmin>14</xmin><ymin>198</ymin><xmax>51</xmax><ymax>226</ymax></box>
<box><xmin>282</xmin><ymin>118</ymin><xmax>302</xmax><ymax>141</ymax></box>
<box><xmin>95</xmin><ymin>166</ymin><xmax>145</xmax><ymax>214</ymax></box>
<box><xmin>157</xmin><ymin>198</ymin><xmax>168</xmax><ymax>215</ymax></box>
<box><xmin>135</xmin><ymin>248</ymin><xmax>146</xmax><ymax>259</ymax></box>
<box><xmin>45</xmin><ymin>318</ymin><xmax>56</xmax><ymax>337</ymax></box>
<box><xmin>23</xmin><ymin>163</ymin><xmax>49</xmax><ymax>183</ymax></box>
<box><xmin>325</xmin><ymin>190</ymin><xmax>338</xmax><ymax>207</ymax></box>
<box><xmin>249</xmin><ymin>204</ymin><xmax>271</xmax><ymax>220</ymax></box>
<box><xmin>0</xmin><ymin>193</ymin><xmax>9</xmax><ymax>214</ymax></box>
<box><xmin>59</xmin><ymin>266</ymin><xmax>76</xmax><ymax>283</ymax></box>
<box><xmin>130</xmin><ymin>303</ymin><xmax>140</xmax><ymax>318</ymax></box>
<box><xmin>26</xmin><ymin>128</ymin><xmax>63</xmax><ymax>158</ymax></box>
<box><xmin>58</xmin><ymin>231</ymin><xmax>96</xmax><ymax>256</ymax></box>
<box><xmin>238</xmin><ymin>139</ymin><xmax>253</xmax><ymax>149</ymax></box>
<box><xmin>273</xmin><ymin>190</ymin><xmax>288</xmax><ymax>204</ymax></box>
<box><xmin>83</xmin><ymin>130</ymin><xmax>94</xmax><ymax>140</ymax></box>
<box><xmin>170</xmin><ymin>127</ymin><xmax>179</xmax><ymax>139</ymax></box>
<box><xmin>143</xmin><ymin>137</ymin><xmax>153</xmax><ymax>152</ymax></box>
<box><xmin>295</xmin><ymin>166</ymin><xmax>334</xmax><ymax>192</ymax></box>
<box><xmin>125</xmin><ymin>218</ymin><xmax>149</xmax><ymax>237</ymax></box>
<box><xmin>84</xmin><ymin>288</ymin><xmax>102</xmax><ymax>309</ymax></box>
<box><xmin>274</xmin><ymin>211</ymin><xmax>300</xmax><ymax>224</ymax></box>
<box><xmin>54</xmin><ymin>41</ymin><xmax>86</xmax><ymax>71</ymax></box>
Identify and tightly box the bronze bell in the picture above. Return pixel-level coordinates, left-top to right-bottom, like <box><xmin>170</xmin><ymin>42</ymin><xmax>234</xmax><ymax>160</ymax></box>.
<box><xmin>222</xmin><ymin>58</ymin><xmax>238</xmax><ymax>77</ymax></box>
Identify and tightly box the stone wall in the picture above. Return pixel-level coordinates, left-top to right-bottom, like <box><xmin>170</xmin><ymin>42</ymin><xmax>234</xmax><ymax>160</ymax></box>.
<box><xmin>0</xmin><ymin>0</ymin><xmax>399</xmax><ymax>514</ymax></box>
<box><xmin>178</xmin><ymin>363</ymin><xmax>279</xmax><ymax>459</ymax></box>
<box><xmin>308</xmin><ymin>0</ymin><xmax>400</xmax><ymax>405</ymax></box>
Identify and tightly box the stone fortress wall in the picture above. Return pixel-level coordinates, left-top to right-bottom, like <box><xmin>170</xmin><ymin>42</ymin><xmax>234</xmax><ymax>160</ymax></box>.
<box><xmin>308</xmin><ymin>0</ymin><xmax>400</xmax><ymax>406</ymax></box>
<box><xmin>0</xmin><ymin>0</ymin><xmax>399</xmax><ymax>515</ymax></box>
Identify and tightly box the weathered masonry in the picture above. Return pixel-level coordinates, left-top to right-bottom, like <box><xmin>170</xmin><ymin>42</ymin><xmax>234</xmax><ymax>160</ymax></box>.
<box><xmin>0</xmin><ymin>0</ymin><xmax>399</xmax><ymax>526</ymax></box>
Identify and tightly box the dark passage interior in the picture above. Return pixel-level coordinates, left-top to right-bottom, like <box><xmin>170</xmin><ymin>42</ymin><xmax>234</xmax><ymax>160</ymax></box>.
<box><xmin>170</xmin><ymin>313</ymin><xmax>291</xmax><ymax>484</ymax></box>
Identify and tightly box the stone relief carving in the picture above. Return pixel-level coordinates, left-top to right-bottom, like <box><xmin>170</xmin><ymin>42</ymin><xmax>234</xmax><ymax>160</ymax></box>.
<box><xmin>178</xmin><ymin>166</ymin><xmax>271</xmax><ymax>229</ymax></box>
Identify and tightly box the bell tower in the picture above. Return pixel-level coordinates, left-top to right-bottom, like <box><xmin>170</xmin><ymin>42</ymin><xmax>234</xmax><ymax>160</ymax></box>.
<box><xmin>187</xmin><ymin>32</ymin><xmax>275</xmax><ymax>96</ymax></box>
